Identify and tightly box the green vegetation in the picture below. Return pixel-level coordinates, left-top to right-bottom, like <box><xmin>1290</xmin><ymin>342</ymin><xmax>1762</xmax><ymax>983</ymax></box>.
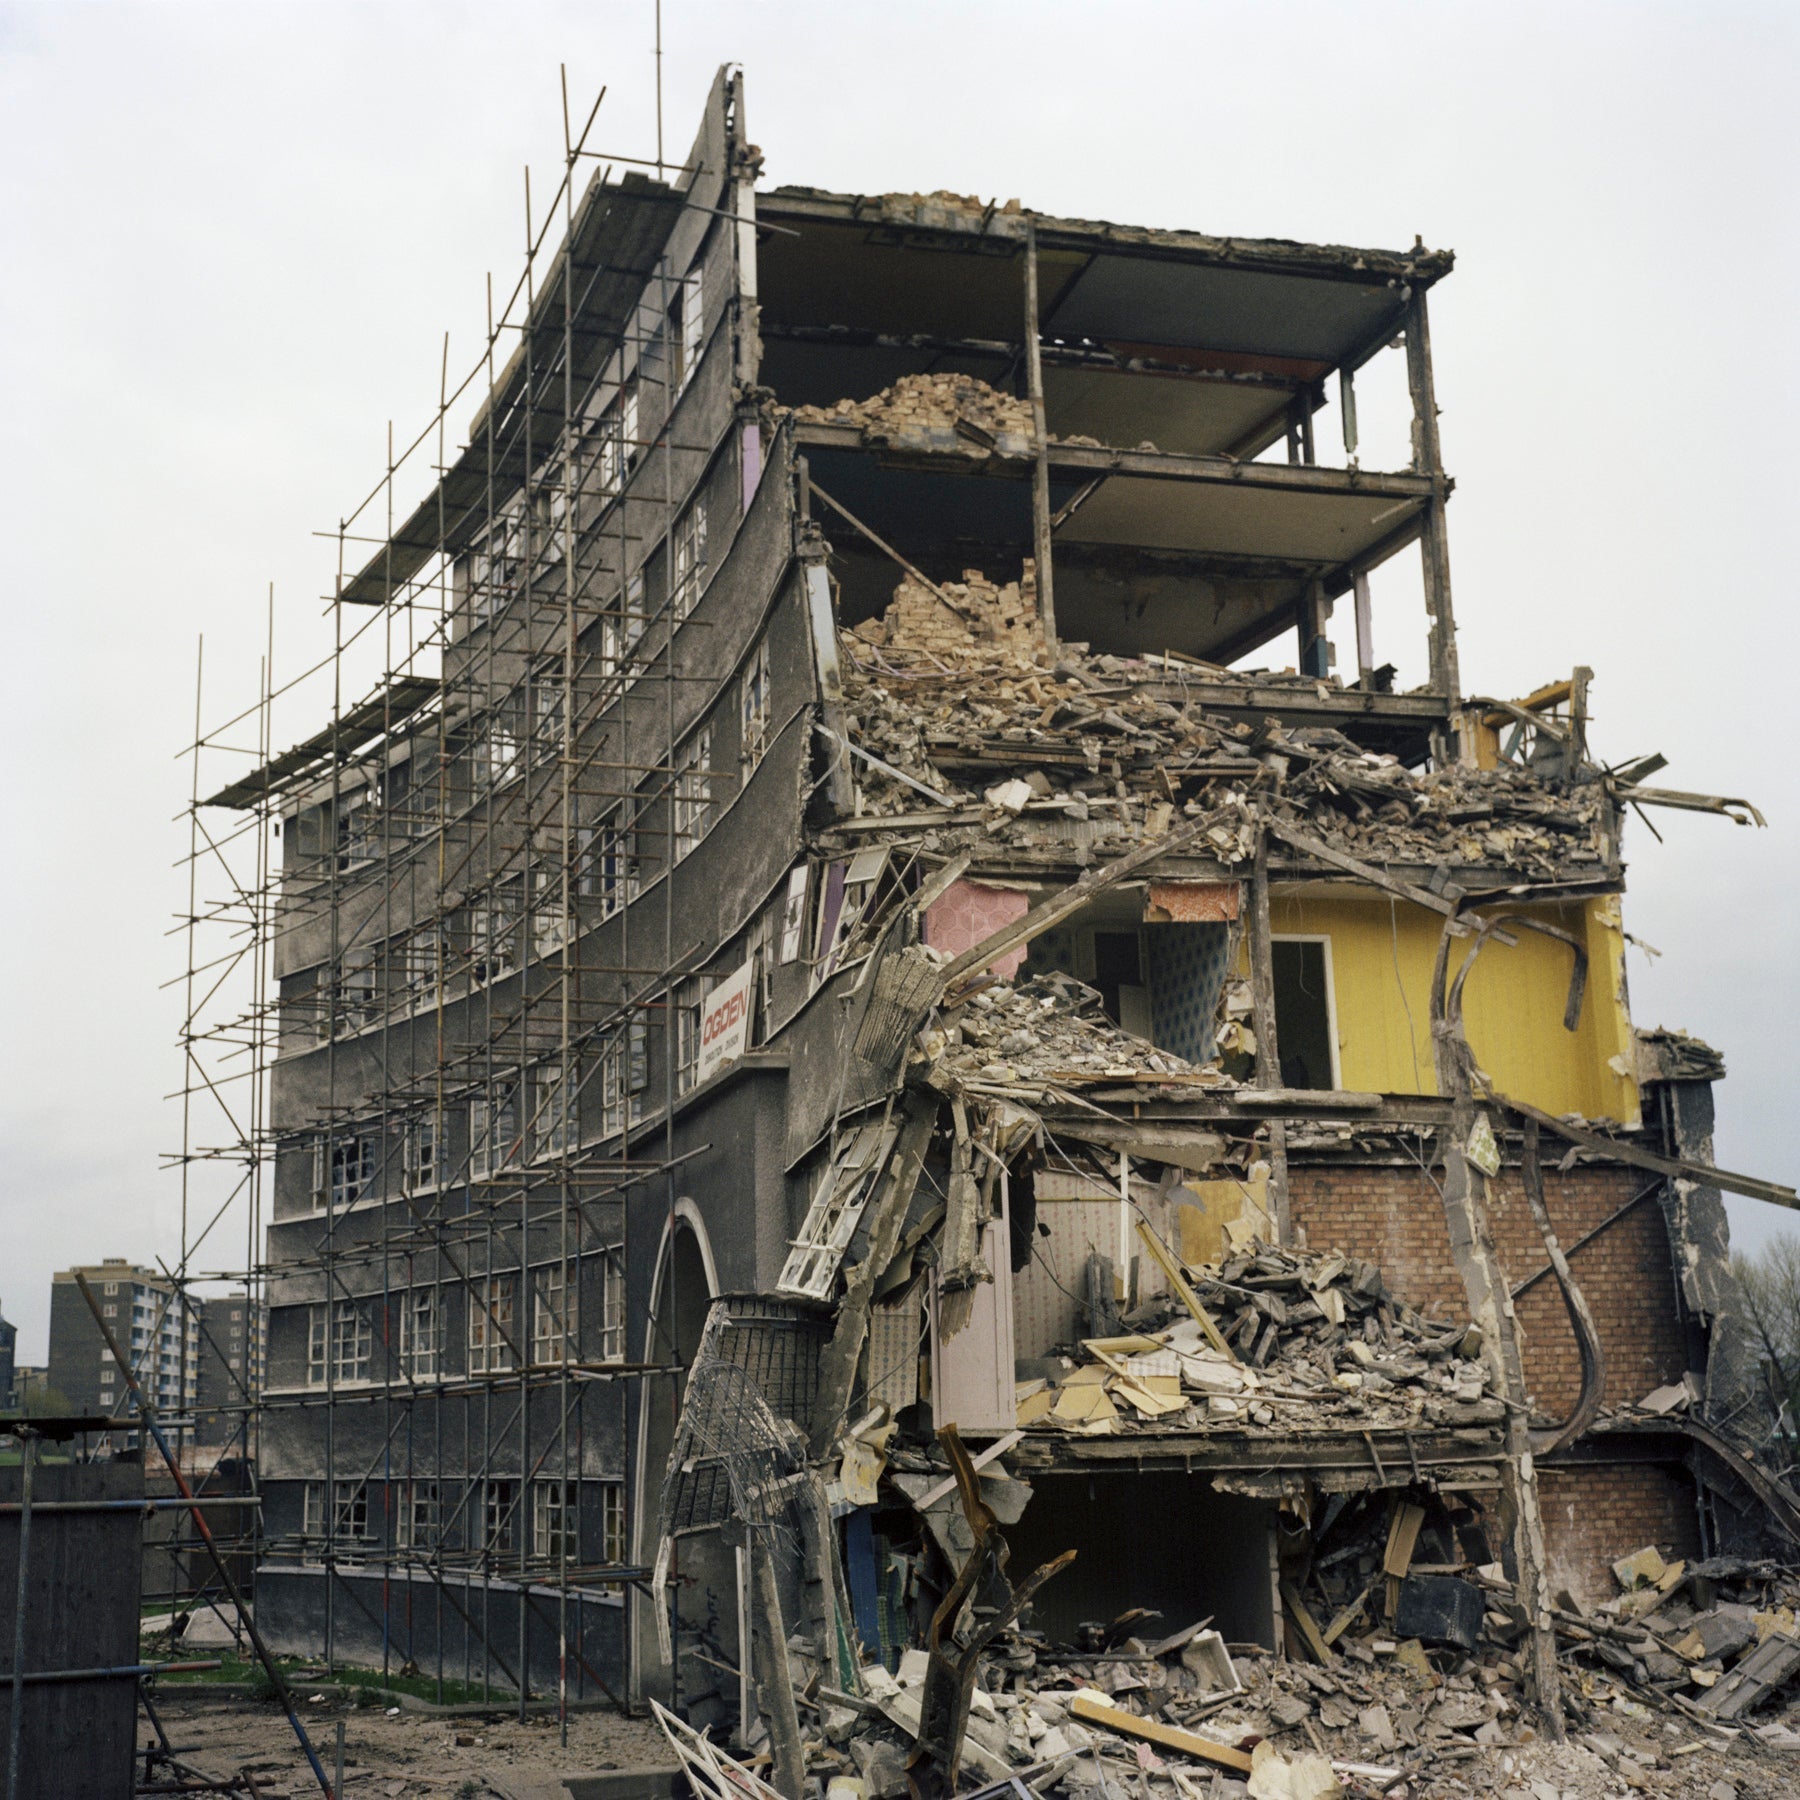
<box><xmin>153</xmin><ymin>1652</ymin><xmax>500</xmax><ymax>1707</ymax></box>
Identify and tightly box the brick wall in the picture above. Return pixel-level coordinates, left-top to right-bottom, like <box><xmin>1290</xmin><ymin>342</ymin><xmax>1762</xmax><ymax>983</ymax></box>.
<box><xmin>1538</xmin><ymin>1462</ymin><xmax>1702</xmax><ymax>1611</ymax></box>
<box><xmin>1288</xmin><ymin>1161</ymin><xmax>1699</xmax><ymax>1604</ymax></box>
<box><xmin>1287</xmin><ymin>1162</ymin><xmax>1688</xmax><ymax>1417</ymax></box>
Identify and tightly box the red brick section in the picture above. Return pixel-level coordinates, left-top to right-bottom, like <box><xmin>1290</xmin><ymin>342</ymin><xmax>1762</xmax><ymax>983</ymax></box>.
<box><xmin>1287</xmin><ymin>1163</ymin><xmax>1687</xmax><ymax>1416</ymax></box>
<box><xmin>1287</xmin><ymin>1162</ymin><xmax>1698</xmax><ymax>1604</ymax></box>
<box><xmin>1538</xmin><ymin>1462</ymin><xmax>1702</xmax><ymax>1611</ymax></box>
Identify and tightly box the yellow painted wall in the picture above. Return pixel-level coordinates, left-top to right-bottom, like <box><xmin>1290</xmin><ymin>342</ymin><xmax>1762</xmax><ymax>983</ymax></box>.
<box><xmin>1261</xmin><ymin>891</ymin><xmax>1639</xmax><ymax>1125</ymax></box>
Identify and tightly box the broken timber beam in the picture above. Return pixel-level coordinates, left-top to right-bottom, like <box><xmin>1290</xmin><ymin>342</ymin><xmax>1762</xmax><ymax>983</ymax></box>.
<box><xmin>1499</xmin><ymin>1097</ymin><xmax>1798</xmax><ymax>1213</ymax></box>
<box><xmin>937</xmin><ymin>806</ymin><xmax>1231</xmax><ymax>993</ymax></box>
<box><xmin>1068</xmin><ymin>1695</ymin><xmax>1254</xmax><ymax>1775</ymax></box>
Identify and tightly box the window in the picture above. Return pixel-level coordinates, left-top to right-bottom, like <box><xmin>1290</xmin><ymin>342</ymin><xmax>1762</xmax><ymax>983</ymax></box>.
<box><xmin>672</xmin><ymin>727</ymin><xmax>714</xmax><ymax>862</ymax></box>
<box><xmin>337</xmin><ymin>950</ymin><xmax>377</xmax><ymax>1035</ymax></box>
<box><xmin>470</xmin><ymin>1081</ymin><xmax>519</xmax><ymax>1181</ymax></box>
<box><xmin>578</xmin><ymin>809</ymin><xmax>638</xmax><ymax>918</ymax></box>
<box><xmin>103</xmin><ymin>1303</ymin><xmax>117</xmax><ymax>1318</ymax></box>
<box><xmin>394</xmin><ymin>1480</ymin><xmax>438</xmax><ymax>1550</ymax></box>
<box><xmin>598</xmin><ymin>1248</ymin><xmax>625</xmax><ymax>1364</ymax></box>
<box><xmin>403</xmin><ymin>1115</ymin><xmax>443</xmax><ymax>1194</ymax></box>
<box><xmin>599</xmin><ymin>1035</ymin><xmax>625</xmax><ymax>1141</ymax></box>
<box><xmin>622</xmin><ymin>569</ymin><xmax>647</xmax><ymax>659</ymax></box>
<box><xmin>302</xmin><ymin>1481</ymin><xmax>324</xmax><ymax>1559</ymax></box>
<box><xmin>308</xmin><ymin>1300</ymin><xmax>372</xmax><ymax>1385</ymax></box>
<box><xmin>334</xmin><ymin>793</ymin><xmax>377</xmax><ymax>870</ymax></box>
<box><xmin>399</xmin><ymin>1288</ymin><xmax>441</xmax><ymax>1378</ymax></box>
<box><xmin>671</xmin><ymin>496</ymin><xmax>708</xmax><ymax>623</ymax></box>
<box><xmin>599</xmin><ymin>1481</ymin><xmax>627</xmax><ymax>1587</ymax></box>
<box><xmin>1271</xmin><ymin>936</ymin><xmax>1341</xmax><ymax>1092</ymax></box>
<box><xmin>469</xmin><ymin>508</ymin><xmax>523</xmax><ymax>622</ymax></box>
<box><xmin>600</xmin><ymin>1019</ymin><xmax>651</xmax><ymax>1134</ymax></box>
<box><xmin>595</xmin><ymin>383</ymin><xmax>639</xmax><ymax>501</ymax></box>
<box><xmin>672</xmin><ymin>266</ymin><xmax>704</xmax><ymax>391</ymax></box>
<box><xmin>401</xmin><ymin>928</ymin><xmax>439</xmax><ymax>1000</ymax></box>
<box><xmin>474</xmin><ymin>724</ymin><xmax>521</xmax><ymax>795</ymax></box>
<box><xmin>315</xmin><ymin>1133</ymin><xmax>376</xmax><ymax>1211</ymax></box>
<box><xmin>469</xmin><ymin>883</ymin><xmax>520</xmax><ymax>984</ymax></box>
<box><xmin>740</xmin><ymin>639</ymin><xmax>771</xmax><ymax>770</ymax></box>
<box><xmin>675</xmin><ymin>977</ymin><xmax>713</xmax><ymax>1097</ymax></box>
<box><xmin>333</xmin><ymin>1480</ymin><xmax>370</xmax><ymax>1544</ymax></box>
<box><xmin>532</xmin><ymin>1064</ymin><xmax>572</xmax><ymax>1160</ymax></box>
<box><xmin>532</xmin><ymin>1263</ymin><xmax>577</xmax><ymax>1365</ymax></box>
<box><xmin>531</xmin><ymin>658</ymin><xmax>566</xmax><ymax>749</ymax></box>
<box><xmin>483</xmin><ymin>1479</ymin><xmax>518</xmax><ymax>1556</ymax></box>
<box><xmin>103</xmin><ymin>1283</ymin><xmax>119</xmax><ymax>1297</ymax></box>
<box><xmin>628</xmin><ymin>1016</ymin><xmax>650</xmax><ymax>1124</ymax></box>
<box><xmin>531</xmin><ymin>864</ymin><xmax>569</xmax><ymax>961</ymax></box>
<box><xmin>528</xmin><ymin>462</ymin><xmax>569</xmax><ymax>567</ymax></box>
<box><xmin>534</xmin><ymin>1478</ymin><xmax>578</xmax><ymax>1562</ymax></box>
<box><xmin>468</xmin><ymin>1274</ymin><xmax>517</xmax><ymax>1375</ymax></box>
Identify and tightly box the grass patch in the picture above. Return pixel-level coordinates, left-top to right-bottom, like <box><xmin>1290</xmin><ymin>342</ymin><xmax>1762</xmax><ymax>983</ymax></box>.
<box><xmin>155</xmin><ymin>1654</ymin><xmax>498</xmax><ymax>1707</ymax></box>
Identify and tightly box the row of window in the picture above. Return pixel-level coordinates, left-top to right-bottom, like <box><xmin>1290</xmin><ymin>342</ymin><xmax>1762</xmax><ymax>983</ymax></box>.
<box><xmin>466</xmin><ymin>263</ymin><xmax>706</xmax><ymax>637</ymax></box>
<box><xmin>303</xmin><ymin>938</ymin><xmax>777</xmax><ymax>1211</ymax></box>
<box><xmin>302</xmin><ymin>1257</ymin><xmax>624</xmax><ymax>1385</ymax></box>
<box><xmin>298</xmin><ymin>1475</ymin><xmax>625</xmax><ymax>1571</ymax></box>
<box><xmin>298</xmin><ymin>634</ymin><xmax>771</xmax><ymax>1045</ymax></box>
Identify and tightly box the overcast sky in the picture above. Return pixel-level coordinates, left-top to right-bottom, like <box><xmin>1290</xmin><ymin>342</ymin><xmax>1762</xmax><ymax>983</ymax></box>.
<box><xmin>2</xmin><ymin>1</ymin><xmax>1795</xmax><ymax>1363</ymax></box>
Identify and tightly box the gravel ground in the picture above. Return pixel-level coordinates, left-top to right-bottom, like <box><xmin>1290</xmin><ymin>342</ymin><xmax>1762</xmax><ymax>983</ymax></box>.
<box><xmin>147</xmin><ymin>1692</ymin><xmax>675</xmax><ymax>1797</ymax></box>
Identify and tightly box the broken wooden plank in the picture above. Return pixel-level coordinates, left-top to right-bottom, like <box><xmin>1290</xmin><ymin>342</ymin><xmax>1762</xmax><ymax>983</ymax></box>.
<box><xmin>910</xmin><ymin>1430</ymin><xmax>1024</xmax><ymax>1511</ymax></box>
<box><xmin>1383</xmin><ymin>1501</ymin><xmax>1427</xmax><ymax>1578</ymax></box>
<box><xmin>1278</xmin><ymin>1579</ymin><xmax>1336</xmax><ymax>1665</ymax></box>
<box><xmin>1134</xmin><ymin>1219</ymin><xmax>1236</xmax><ymax>1361</ymax></box>
<box><xmin>1068</xmin><ymin>1695</ymin><xmax>1254</xmax><ymax>1775</ymax></box>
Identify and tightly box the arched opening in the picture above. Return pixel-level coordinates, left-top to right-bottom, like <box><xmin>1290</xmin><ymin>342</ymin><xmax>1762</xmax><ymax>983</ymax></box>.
<box><xmin>632</xmin><ymin>1204</ymin><xmax>741</xmax><ymax>1718</ymax></box>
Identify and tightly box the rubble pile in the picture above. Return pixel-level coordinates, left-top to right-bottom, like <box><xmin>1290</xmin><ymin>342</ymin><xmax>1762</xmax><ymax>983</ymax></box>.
<box><xmin>836</xmin><ymin>619</ymin><xmax>1611</xmax><ymax>880</ymax></box>
<box><xmin>1555</xmin><ymin>1550</ymin><xmax>1800</xmax><ymax>1728</ymax></box>
<box><xmin>1015</xmin><ymin>1240</ymin><xmax>1502</xmax><ymax>1437</ymax></box>
<box><xmin>704</xmin><ymin>1563</ymin><xmax>1800</xmax><ymax>1800</ymax></box>
<box><xmin>923</xmin><ymin>969</ymin><xmax>1213</xmax><ymax>1091</ymax></box>
<box><xmin>792</xmin><ymin>372</ymin><xmax>1047</xmax><ymax>455</ymax></box>
<box><xmin>853</xmin><ymin>563</ymin><xmax>1044</xmax><ymax>662</ymax></box>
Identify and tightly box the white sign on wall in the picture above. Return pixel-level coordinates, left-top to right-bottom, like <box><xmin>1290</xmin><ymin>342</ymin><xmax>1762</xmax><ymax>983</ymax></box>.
<box><xmin>697</xmin><ymin>959</ymin><xmax>756</xmax><ymax>1087</ymax></box>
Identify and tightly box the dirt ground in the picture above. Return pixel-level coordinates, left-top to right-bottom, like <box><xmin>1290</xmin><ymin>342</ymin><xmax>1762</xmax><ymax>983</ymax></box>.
<box><xmin>148</xmin><ymin>1692</ymin><xmax>675</xmax><ymax>1798</ymax></box>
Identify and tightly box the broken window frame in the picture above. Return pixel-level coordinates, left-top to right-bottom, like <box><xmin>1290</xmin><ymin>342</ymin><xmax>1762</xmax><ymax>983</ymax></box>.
<box><xmin>402</xmin><ymin>1113</ymin><xmax>444</xmax><ymax>1195</ymax></box>
<box><xmin>739</xmin><ymin>636</ymin><xmax>771</xmax><ymax>771</ymax></box>
<box><xmin>777</xmin><ymin>1108</ymin><xmax>902</xmax><ymax>1299</ymax></box>
<box><xmin>672</xmin><ymin>725</ymin><xmax>715</xmax><ymax>862</ymax></box>
<box><xmin>482</xmin><ymin>1477</ymin><xmax>518</xmax><ymax>1556</ymax></box>
<box><xmin>671</xmin><ymin>494</ymin><xmax>709</xmax><ymax>624</ymax></box>
<box><xmin>468</xmin><ymin>1273</ymin><xmax>517</xmax><ymax>1376</ymax></box>
<box><xmin>531</xmin><ymin>1261</ymin><xmax>578</xmax><ymax>1365</ymax></box>
<box><xmin>812</xmin><ymin>847</ymin><xmax>891</xmax><ymax>987</ymax></box>
<box><xmin>394</xmin><ymin>1478</ymin><xmax>438</xmax><ymax>1550</ymax></box>
<box><xmin>398</xmin><ymin>1287</ymin><xmax>442</xmax><ymax>1379</ymax></box>
<box><xmin>532</xmin><ymin>1477</ymin><xmax>578</xmax><ymax>1562</ymax></box>
<box><xmin>469</xmin><ymin>1080</ymin><xmax>519</xmax><ymax>1181</ymax></box>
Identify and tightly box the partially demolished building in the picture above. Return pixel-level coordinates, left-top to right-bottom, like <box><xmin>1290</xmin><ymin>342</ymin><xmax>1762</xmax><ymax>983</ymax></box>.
<box><xmin>195</xmin><ymin>67</ymin><xmax>1794</xmax><ymax>1743</ymax></box>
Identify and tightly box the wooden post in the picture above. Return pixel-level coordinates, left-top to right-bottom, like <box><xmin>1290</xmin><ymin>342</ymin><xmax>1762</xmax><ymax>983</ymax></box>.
<box><xmin>750</xmin><ymin>1531</ymin><xmax>807</xmax><ymax>1800</ymax></box>
<box><xmin>1247</xmin><ymin>832</ymin><xmax>1290</xmax><ymax>1240</ymax></box>
<box><xmin>1403</xmin><ymin>289</ymin><xmax>1463</xmax><ymax>725</ymax></box>
<box><xmin>1024</xmin><ymin>220</ymin><xmax>1056</xmax><ymax>645</ymax></box>
<box><xmin>1428</xmin><ymin>932</ymin><xmax>1565</xmax><ymax>1739</ymax></box>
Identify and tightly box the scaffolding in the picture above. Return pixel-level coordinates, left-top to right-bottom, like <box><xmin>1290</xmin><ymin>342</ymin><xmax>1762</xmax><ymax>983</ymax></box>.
<box><xmin>169</xmin><ymin>68</ymin><xmax>750</xmax><ymax>1723</ymax></box>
